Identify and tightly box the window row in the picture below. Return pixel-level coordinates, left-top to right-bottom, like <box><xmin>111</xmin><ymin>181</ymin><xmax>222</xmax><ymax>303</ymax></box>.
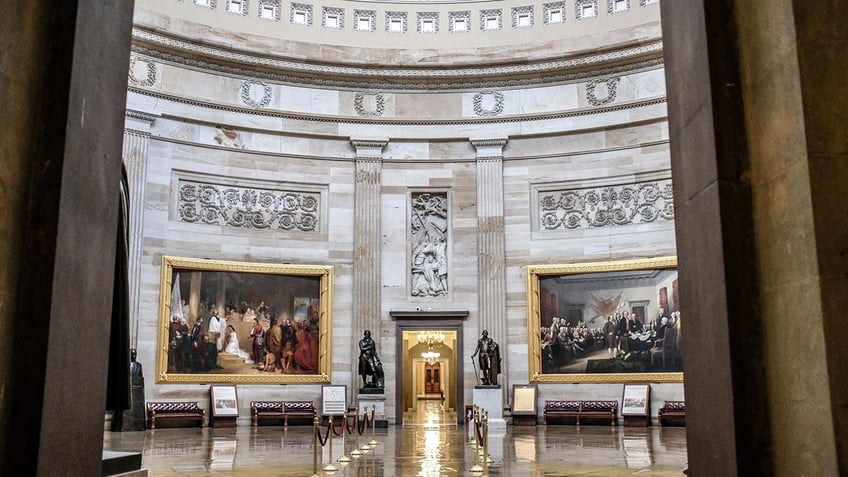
<box><xmin>188</xmin><ymin>0</ymin><xmax>659</xmax><ymax>32</ymax></box>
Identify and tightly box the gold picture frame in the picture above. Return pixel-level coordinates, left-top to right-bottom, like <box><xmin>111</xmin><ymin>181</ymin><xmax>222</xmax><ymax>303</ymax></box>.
<box><xmin>527</xmin><ymin>257</ymin><xmax>683</xmax><ymax>383</ymax></box>
<box><xmin>156</xmin><ymin>256</ymin><xmax>333</xmax><ymax>384</ymax></box>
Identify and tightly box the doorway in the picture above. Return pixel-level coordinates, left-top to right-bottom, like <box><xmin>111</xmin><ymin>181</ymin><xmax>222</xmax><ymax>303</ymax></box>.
<box><xmin>393</xmin><ymin>314</ymin><xmax>466</xmax><ymax>425</ymax></box>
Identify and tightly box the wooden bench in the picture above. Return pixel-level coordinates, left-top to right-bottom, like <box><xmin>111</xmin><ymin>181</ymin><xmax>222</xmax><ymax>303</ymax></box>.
<box><xmin>250</xmin><ymin>401</ymin><xmax>316</xmax><ymax>427</ymax></box>
<box><xmin>543</xmin><ymin>400</ymin><xmax>618</xmax><ymax>426</ymax></box>
<box><xmin>146</xmin><ymin>401</ymin><xmax>205</xmax><ymax>429</ymax></box>
<box><xmin>658</xmin><ymin>400</ymin><xmax>686</xmax><ymax>427</ymax></box>
<box><xmin>543</xmin><ymin>400</ymin><xmax>581</xmax><ymax>425</ymax></box>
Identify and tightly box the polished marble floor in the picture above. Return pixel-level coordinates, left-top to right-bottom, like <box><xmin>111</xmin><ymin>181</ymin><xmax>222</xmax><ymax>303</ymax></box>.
<box><xmin>104</xmin><ymin>400</ymin><xmax>688</xmax><ymax>476</ymax></box>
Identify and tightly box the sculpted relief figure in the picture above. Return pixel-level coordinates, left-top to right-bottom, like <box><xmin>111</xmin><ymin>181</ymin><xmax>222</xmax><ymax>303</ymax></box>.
<box><xmin>410</xmin><ymin>193</ymin><xmax>448</xmax><ymax>297</ymax></box>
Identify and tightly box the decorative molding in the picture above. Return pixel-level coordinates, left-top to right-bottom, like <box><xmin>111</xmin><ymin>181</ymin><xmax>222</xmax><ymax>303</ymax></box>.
<box><xmin>193</xmin><ymin>0</ymin><xmax>217</xmax><ymax>9</ymax></box>
<box><xmin>543</xmin><ymin>2</ymin><xmax>566</xmax><ymax>24</ymax></box>
<box><xmin>538</xmin><ymin>179</ymin><xmax>674</xmax><ymax>230</ymax></box>
<box><xmin>410</xmin><ymin>192</ymin><xmax>449</xmax><ymax>298</ymax></box>
<box><xmin>586</xmin><ymin>77</ymin><xmax>619</xmax><ymax>106</ymax></box>
<box><xmin>257</xmin><ymin>0</ymin><xmax>282</xmax><ymax>22</ymax></box>
<box><xmin>448</xmin><ymin>11</ymin><xmax>471</xmax><ymax>33</ymax></box>
<box><xmin>290</xmin><ymin>3</ymin><xmax>314</xmax><ymax>26</ymax></box>
<box><xmin>480</xmin><ymin>9</ymin><xmax>503</xmax><ymax>31</ymax></box>
<box><xmin>178</xmin><ymin>180</ymin><xmax>320</xmax><ymax>231</ymax></box>
<box><xmin>640</xmin><ymin>0</ymin><xmax>659</xmax><ymax>6</ymax></box>
<box><xmin>473</xmin><ymin>91</ymin><xmax>505</xmax><ymax>116</ymax></box>
<box><xmin>125</xmin><ymin>109</ymin><xmax>158</xmax><ymax>123</ymax></box>
<box><xmin>225</xmin><ymin>0</ymin><xmax>248</xmax><ymax>16</ymax></box>
<box><xmin>240</xmin><ymin>79</ymin><xmax>273</xmax><ymax>108</ymax></box>
<box><xmin>128</xmin><ymin>56</ymin><xmax>157</xmax><ymax>87</ymax></box>
<box><xmin>322</xmin><ymin>7</ymin><xmax>344</xmax><ymax>29</ymax></box>
<box><xmin>575</xmin><ymin>0</ymin><xmax>599</xmax><ymax>20</ymax></box>
<box><xmin>608</xmin><ymin>0</ymin><xmax>631</xmax><ymax>15</ymax></box>
<box><xmin>129</xmin><ymin>84</ymin><xmax>667</xmax><ymax>126</ymax></box>
<box><xmin>512</xmin><ymin>6</ymin><xmax>535</xmax><ymax>29</ymax></box>
<box><xmin>354</xmin><ymin>9</ymin><xmax>377</xmax><ymax>32</ymax></box>
<box><xmin>385</xmin><ymin>11</ymin><xmax>408</xmax><ymax>33</ymax></box>
<box><xmin>130</xmin><ymin>27</ymin><xmax>665</xmax><ymax>89</ymax></box>
<box><xmin>354</xmin><ymin>91</ymin><xmax>385</xmax><ymax>117</ymax></box>
<box><xmin>417</xmin><ymin>12</ymin><xmax>439</xmax><ymax>34</ymax></box>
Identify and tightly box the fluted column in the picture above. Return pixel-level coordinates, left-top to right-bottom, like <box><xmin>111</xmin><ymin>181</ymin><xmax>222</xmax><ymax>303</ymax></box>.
<box><xmin>351</xmin><ymin>139</ymin><xmax>386</xmax><ymax>393</ymax></box>
<box><xmin>123</xmin><ymin>109</ymin><xmax>158</xmax><ymax>349</ymax></box>
<box><xmin>471</xmin><ymin>138</ymin><xmax>508</xmax><ymax>388</ymax></box>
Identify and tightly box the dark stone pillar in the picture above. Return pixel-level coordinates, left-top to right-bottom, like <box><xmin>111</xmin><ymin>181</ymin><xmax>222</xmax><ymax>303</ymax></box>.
<box><xmin>661</xmin><ymin>1</ymin><xmax>847</xmax><ymax>475</ymax></box>
<box><xmin>0</xmin><ymin>0</ymin><xmax>135</xmax><ymax>475</ymax></box>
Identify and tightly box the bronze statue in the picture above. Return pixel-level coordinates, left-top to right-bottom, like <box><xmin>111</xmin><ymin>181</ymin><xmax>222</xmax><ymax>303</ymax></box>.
<box><xmin>358</xmin><ymin>330</ymin><xmax>384</xmax><ymax>389</ymax></box>
<box><xmin>472</xmin><ymin>330</ymin><xmax>501</xmax><ymax>386</ymax></box>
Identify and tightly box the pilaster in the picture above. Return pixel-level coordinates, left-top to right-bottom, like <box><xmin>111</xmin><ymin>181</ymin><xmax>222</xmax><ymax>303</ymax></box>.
<box><xmin>351</xmin><ymin>139</ymin><xmax>387</xmax><ymax>395</ymax></box>
<box><xmin>471</xmin><ymin>138</ymin><xmax>508</xmax><ymax>391</ymax></box>
<box><xmin>123</xmin><ymin>110</ymin><xmax>158</xmax><ymax>349</ymax></box>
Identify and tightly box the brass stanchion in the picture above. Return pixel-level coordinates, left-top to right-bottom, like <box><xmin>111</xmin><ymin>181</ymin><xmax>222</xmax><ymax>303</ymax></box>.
<box><xmin>368</xmin><ymin>404</ymin><xmax>379</xmax><ymax>447</ymax></box>
<box><xmin>470</xmin><ymin>407</ymin><xmax>484</xmax><ymax>473</ymax></box>
<box><xmin>323</xmin><ymin>415</ymin><xmax>339</xmax><ymax>472</ymax></box>
<box><xmin>338</xmin><ymin>410</ymin><xmax>351</xmax><ymax>464</ymax></box>
<box><xmin>482</xmin><ymin>411</ymin><xmax>490</xmax><ymax>477</ymax></box>
<box><xmin>310</xmin><ymin>416</ymin><xmax>320</xmax><ymax>477</ymax></box>
<box><xmin>350</xmin><ymin>409</ymin><xmax>363</xmax><ymax>458</ymax></box>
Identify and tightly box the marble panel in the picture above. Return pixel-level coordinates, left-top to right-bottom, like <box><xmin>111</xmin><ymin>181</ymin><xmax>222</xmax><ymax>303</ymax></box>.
<box><xmin>518</xmin><ymin>83</ymin><xmax>581</xmax><ymax>114</ymax></box>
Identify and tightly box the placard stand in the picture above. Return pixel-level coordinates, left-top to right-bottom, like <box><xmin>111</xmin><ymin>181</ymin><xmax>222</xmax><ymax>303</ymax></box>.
<box><xmin>621</xmin><ymin>384</ymin><xmax>651</xmax><ymax>427</ymax></box>
<box><xmin>210</xmin><ymin>385</ymin><xmax>239</xmax><ymax>428</ymax></box>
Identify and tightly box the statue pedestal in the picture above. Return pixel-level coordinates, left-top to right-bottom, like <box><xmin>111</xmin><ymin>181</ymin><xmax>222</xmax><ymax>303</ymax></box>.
<box><xmin>111</xmin><ymin>382</ymin><xmax>146</xmax><ymax>432</ymax></box>
<box><xmin>473</xmin><ymin>386</ymin><xmax>506</xmax><ymax>429</ymax></box>
<box><xmin>358</xmin><ymin>390</ymin><xmax>388</xmax><ymax>428</ymax></box>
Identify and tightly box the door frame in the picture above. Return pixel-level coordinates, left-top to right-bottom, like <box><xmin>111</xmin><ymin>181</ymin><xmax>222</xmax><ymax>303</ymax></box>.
<box><xmin>392</xmin><ymin>312</ymin><xmax>467</xmax><ymax>425</ymax></box>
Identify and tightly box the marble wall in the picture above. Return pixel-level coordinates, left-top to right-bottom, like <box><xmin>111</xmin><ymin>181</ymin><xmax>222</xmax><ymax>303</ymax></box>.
<box><xmin>124</xmin><ymin>11</ymin><xmax>682</xmax><ymax>424</ymax></box>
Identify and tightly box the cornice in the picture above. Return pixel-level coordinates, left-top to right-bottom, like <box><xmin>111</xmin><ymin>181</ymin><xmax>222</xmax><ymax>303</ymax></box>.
<box><xmin>129</xmin><ymin>85</ymin><xmax>666</xmax><ymax>126</ymax></box>
<box><xmin>131</xmin><ymin>26</ymin><xmax>664</xmax><ymax>90</ymax></box>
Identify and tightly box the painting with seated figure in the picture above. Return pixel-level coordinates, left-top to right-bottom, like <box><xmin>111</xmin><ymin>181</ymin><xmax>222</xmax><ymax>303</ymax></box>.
<box><xmin>156</xmin><ymin>256</ymin><xmax>333</xmax><ymax>384</ymax></box>
<box><xmin>527</xmin><ymin>257</ymin><xmax>682</xmax><ymax>383</ymax></box>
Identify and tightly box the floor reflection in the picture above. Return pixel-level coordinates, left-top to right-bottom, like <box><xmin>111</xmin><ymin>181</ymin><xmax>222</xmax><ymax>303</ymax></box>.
<box><xmin>103</xmin><ymin>400</ymin><xmax>688</xmax><ymax>476</ymax></box>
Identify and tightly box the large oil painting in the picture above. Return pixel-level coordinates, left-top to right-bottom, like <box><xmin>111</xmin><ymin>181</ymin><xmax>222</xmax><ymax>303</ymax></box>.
<box><xmin>527</xmin><ymin>257</ymin><xmax>682</xmax><ymax>383</ymax></box>
<box><xmin>156</xmin><ymin>256</ymin><xmax>333</xmax><ymax>384</ymax></box>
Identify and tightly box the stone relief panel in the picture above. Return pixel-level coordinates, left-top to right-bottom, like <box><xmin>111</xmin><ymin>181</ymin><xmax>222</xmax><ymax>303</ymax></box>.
<box><xmin>410</xmin><ymin>192</ymin><xmax>448</xmax><ymax>297</ymax></box>
<box><xmin>241</xmin><ymin>79</ymin><xmax>273</xmax><ymax>108</ymax></box>
<box><xmin>214</xmin><ymin>125</ymin><xmax>247</xmax><ymax>149</ymax></box>
<box><xmin>354</xmin><ymin>92</ymin><xmax>385</xmax><ymax>117</ymax></box>
<box><xmin>473</xmin><ymin>91</ymin><xmax>505</xmax><ymax>116</ymax></box>
<box><xmin>538</xmin><ymin>179</ymin><xmax>674</xmax><ymax>230</ymax></box>
<box><xmin>178</xmin><ymin>180</ymin><xmax>320</xmax><ymax>231</ymax></box>
<box><xmin>586</xmin><ymin>77</ymin><xmax>619</xmax><ymax>106</ymax></box>
<box><xmin>128</xmin><ymin>56</ymin><xmax>158</xmax><ymax>87</ymax></box>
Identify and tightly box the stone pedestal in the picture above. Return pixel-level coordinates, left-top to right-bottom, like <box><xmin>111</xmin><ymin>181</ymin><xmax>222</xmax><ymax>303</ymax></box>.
<box><xmin>358</xmin><ymin>391</ymin><xmax>388</xmax><ymax>428</ymax></box>
<box><xmin>472</xmin><ymin>386</ymin><xmax>506</xmax><ymax>429</ymax></box>
<box><xmin>111</xmin><ymin>383</ymin><xmax>146</xmax><ymax>432</ymax></box>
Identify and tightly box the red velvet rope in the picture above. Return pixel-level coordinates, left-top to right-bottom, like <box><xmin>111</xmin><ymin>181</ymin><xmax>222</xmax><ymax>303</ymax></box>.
<box><xmin>331</xmin><ymin>416</ymin><xmax>344</xmax><ymax>437</ymax></box>
<box><xmin>315</xmin><ymin>418</ymin><xmax>333</xmax><ymax>447</ymax></box>
<box><xmin>474</xmin><ymin>417</ymin><xmax>484</xmax><ymax>444</ymax></box>
<box><xmin>357</xmin><ymin>412</ymin><xmax>367</xmax><ymax>435</ymax></box>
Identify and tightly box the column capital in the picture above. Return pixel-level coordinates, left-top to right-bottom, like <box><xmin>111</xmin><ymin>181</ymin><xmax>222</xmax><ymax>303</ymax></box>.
<box><xmin>124</xmin><ymin>109</ymin><xmax>159</xmax><ymax>134</ymax></box>
<box><xmin>470</xmin><ymin>138</ymin><xmax>508</xmax><ymax>160</ymax></box>
<box><xmin>351</xmin><ymin>138</ymin><xmax>389</xmax><ymax>159</ymax></box>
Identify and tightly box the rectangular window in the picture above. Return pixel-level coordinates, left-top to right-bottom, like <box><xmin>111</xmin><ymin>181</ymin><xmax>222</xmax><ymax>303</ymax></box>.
<box><xmin>195</xmin><ymin>0</ymin><xmax>211</xmax><ymax>6</ymax></box>
<box><xmin>358</xmin><ymin>18</ymin><xmax>370</xmax><ymax>30</ymax></box>
<box><xmin>228</xmin><ymin>0</ymin><xmax>242</xmax><ymax>13</ymax></box>
<box><xmin>517</xmin><ymin>14</ymin><xmax>531</xmax><ymax>27</ymax></box>
<box><xmin>325</xmin><ymin>14</ymin><xmax>338</xmax><ymax>28</ymax></box>
<box><xmin>421</xmin><ymin>19</ymin><xmax>435</xmax><ymax>32</ymax></box>
<box><xmin>550</xmin><ymin>9</ymin><xmax>563</xmax><ymax>22</ymax></box>
<box><xmin>454</xmin><ymin>18</ymin><xmax>467</xmax><ymax>31</ymax></box>
<box><xmin>485</xmin><ymin>16</ymin><xmax>499</xmax><ymax>29</ymax></box>
<box><xmin>614</xmin><ymin>0</ymin><xmax>627</xmax><ymax>11</ymax></box>
<box><xmin>389</xmin><ymin>19</ymin><xmax>403</xmax><ymax>32</ymax></box>
<box><xmin>582</xmin><ymin>4</ymin><xmax>595</xmax><ymax>17</ymax></box>
<box><xmin>261</xmin><ymin>5</ymin><xmax>275</xmax><ymax>19</ymax></box>
<box><xmin>293</xmin><ymin>10</ymin><xmax>307</xmax><ymax>23</ymax></box>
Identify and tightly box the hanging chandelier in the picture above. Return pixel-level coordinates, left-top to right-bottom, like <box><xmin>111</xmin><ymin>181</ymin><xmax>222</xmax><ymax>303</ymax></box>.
<box><xmin>418</xmin><ymin>330</ymin><xmax>444</xmax><ymax>364</ymax></box>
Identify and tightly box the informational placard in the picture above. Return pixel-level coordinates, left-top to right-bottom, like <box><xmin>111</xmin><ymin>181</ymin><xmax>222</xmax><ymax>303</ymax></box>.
<box><xmin>621</xmin><ymin>384</ymin><xmax>651</xmax><ymax>416</ymax></box>
<box><xmin>210</xmin><ymin>385</ymin><xmax>239</xmax><ymax>416</ymax></box>
<box><xmin>511</xmin><ymin>384</ymin><xmax>538</xmax><ymax>415</ymax></box>
<box><xmin>321</xmin><ymin>385</ymin><xmax>347</xmax><ymax>416</ymax></box>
